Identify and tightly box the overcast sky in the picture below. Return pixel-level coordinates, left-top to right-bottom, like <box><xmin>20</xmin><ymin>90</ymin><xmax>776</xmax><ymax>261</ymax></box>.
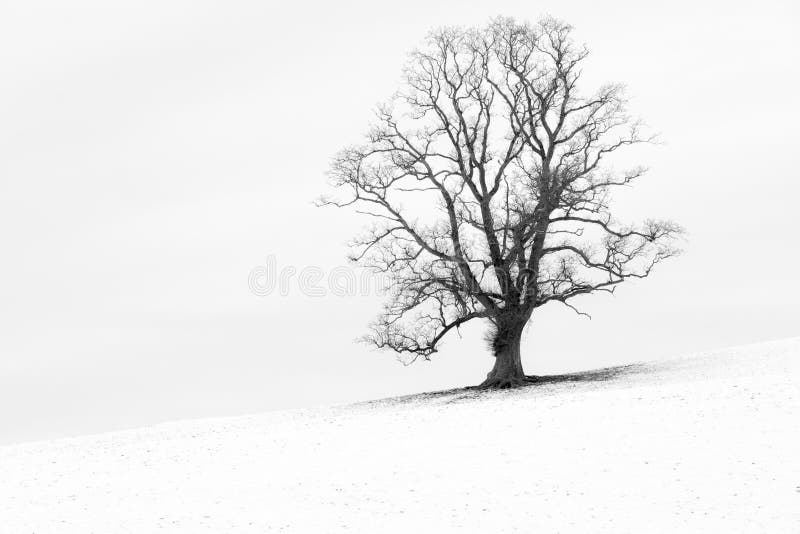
<box><xmin>1</xmin><ymin>0</ymin><xmax>798</xmax><ymax>444</ymax></box>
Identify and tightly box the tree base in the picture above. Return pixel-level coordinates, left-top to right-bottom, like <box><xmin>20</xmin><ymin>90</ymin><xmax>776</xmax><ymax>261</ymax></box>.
<box><xmin>477</xmin><ymin>374</ymin><xmax>542</xmax><ymax>389</ymax></box>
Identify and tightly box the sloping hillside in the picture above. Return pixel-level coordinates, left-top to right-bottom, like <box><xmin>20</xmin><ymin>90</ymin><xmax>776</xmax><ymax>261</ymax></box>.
<box><xmin>2</xmin><ymin>338</ymin><xmax>799</xmax><ymax>533</ymax></box>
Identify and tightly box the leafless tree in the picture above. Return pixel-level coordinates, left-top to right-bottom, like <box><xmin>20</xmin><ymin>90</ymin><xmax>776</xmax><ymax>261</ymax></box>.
<box><xmin>321</xmin><ymin>16</ymin><xmax>683</xmax><ymax>388</ymax></box>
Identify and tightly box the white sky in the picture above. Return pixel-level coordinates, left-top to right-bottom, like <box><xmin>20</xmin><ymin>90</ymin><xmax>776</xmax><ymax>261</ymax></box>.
<box><xmin>1</xmin><ymin>0</ymin><xmax>798</xmax><ymax>444</ymax></box>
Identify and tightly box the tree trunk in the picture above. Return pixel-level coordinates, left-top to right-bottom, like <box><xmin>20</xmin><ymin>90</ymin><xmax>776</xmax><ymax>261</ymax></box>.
<box><xmin>479</xmin><ymin>320</ymin><xmax>527</xmax><ymax>389</ymax></box>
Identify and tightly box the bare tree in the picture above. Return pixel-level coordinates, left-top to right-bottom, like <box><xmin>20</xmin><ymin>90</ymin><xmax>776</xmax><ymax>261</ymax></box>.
<box><xmin>321</xmin><ymin>16</ymin><xmax>682</xmax><ymax>388</ymax></box>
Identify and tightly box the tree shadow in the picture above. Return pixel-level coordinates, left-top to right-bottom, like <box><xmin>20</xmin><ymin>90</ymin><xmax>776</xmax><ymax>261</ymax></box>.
<box><xmin>523</xmin><ymin>361</ymin><xmax>649</xmax><ymax>385</ymax></box>
<box><xmin>362</xmin><ymin>361</ymin><xmax>653</xmax><ymax>408</ymax></box>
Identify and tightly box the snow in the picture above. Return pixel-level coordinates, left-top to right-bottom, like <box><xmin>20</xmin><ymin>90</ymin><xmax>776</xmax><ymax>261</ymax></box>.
<box><xmin>1</xmin><ymin>338</ymin><xmax>799</xmax><ymax>533</ymax></box>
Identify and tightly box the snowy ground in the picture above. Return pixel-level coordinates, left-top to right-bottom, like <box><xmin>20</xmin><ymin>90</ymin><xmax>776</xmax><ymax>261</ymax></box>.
<box><xmin>1</xmin><ymin>338</ymin><xmax>799</xmax><ymax>533</ymax></box>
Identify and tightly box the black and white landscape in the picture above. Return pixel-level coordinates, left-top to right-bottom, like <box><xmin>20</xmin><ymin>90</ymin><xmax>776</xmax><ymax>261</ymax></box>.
<box><xmin>1</xmin><ymin>1</ymin><xmax>798</xmax><ymax>532</ymax></box>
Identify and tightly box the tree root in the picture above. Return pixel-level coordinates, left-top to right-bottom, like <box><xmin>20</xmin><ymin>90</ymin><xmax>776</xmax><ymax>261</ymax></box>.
<box><xmin>477</xmin><ymin>374</ymin><xmax>547</xmax><ymax>389</ymax></box>
<box><xmin>478</xmin><ymin>375</ymin><xmax>527</xmax><ymax>389</ymax></box>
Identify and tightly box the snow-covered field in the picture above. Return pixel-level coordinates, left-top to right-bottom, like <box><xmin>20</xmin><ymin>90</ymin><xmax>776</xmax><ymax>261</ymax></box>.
<box><xmin>1</xmin><ymin>338</ymin><xmax>799</xmax><ymax>533</ymax></box>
